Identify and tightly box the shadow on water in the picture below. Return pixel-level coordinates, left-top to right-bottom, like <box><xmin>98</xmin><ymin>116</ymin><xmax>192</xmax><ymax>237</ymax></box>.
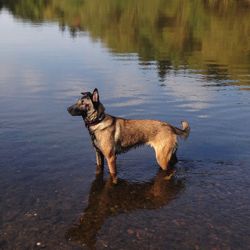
<box><xmin>65</xmin><ymin>170</ymin><xmax>185</xmax><ymax>248</ymax></box>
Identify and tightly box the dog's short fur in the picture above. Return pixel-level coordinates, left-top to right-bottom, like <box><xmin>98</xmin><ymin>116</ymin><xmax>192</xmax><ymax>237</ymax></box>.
<box><xmin>67</xmin><ymin>88</ymin><xmax>190</xmax><ymax>183</ymax></box>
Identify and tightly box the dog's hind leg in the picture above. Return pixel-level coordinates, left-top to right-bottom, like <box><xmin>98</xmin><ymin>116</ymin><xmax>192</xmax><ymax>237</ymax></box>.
<box><xmin>154</xmin><ymin>142</ymin><xmax>175</xmax><ymax>171</ymax></box>
<box><xmin>95</xmin><ymin>150</ymin><xmax>104</xmax><ymax>175</ymax></box>
<box><xmin>155</xmin><ymin>149</ymin><xmax>172</xmax><ymax>171</ymax></box>
<box><xmin>156</xmin><ymin>135</ymin><xmax>179</xmax><ymax>170</ymax></box>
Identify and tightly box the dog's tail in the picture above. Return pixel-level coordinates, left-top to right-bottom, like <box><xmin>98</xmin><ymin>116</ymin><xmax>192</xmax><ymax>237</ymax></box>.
<box><xmin>173</xmin><ymin>120</ymin><xmax>190</xmax><ymax>140</ymax></box>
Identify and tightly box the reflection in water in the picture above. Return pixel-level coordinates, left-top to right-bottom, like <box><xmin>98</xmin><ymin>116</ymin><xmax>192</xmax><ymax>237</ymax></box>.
<box><xmin>65</xmin><ymin>171</ymin><xmax>184</xmax><ymax>248</ymax></box>
<box><xmin>2</xmin><ymin>0</ymin><xmax>250</xmax><ymax>86</ymax></box>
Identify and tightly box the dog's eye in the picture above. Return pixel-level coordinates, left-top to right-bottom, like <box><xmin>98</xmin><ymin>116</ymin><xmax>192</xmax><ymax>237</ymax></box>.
<box><xmin>82</xmin><ymin>97</ymin><xmax>89</xmax><ymax>103</ymax></box>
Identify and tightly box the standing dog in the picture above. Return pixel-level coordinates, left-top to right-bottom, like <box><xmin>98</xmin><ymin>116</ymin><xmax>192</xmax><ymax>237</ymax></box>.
<box><xmin>67</xmin><ymin>89</ymin><xmax>190</xmax><ymax>183</ymax></box>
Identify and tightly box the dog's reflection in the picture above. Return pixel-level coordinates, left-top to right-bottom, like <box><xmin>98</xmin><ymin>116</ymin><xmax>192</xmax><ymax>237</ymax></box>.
<box><xmin>65</xmin><ymin>170</ymin><xmax>185</xmax><ymax>247</ymax></box>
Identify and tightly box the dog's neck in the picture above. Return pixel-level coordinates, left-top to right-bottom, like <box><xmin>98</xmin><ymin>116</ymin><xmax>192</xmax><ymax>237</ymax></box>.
<box><xmin>82</xmin><ymin>103</ymin><xmax>105</xmax><ymax>128</ymax></box>
<box><xmin>83</xmin><ymin>112</ymin><xmax>105</xmax><ymax>127</ymax></box>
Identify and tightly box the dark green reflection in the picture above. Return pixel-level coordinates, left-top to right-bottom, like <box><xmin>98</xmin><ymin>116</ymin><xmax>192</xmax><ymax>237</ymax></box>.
<box><xmin>3</xmin><ymin>0</ymin><xmax>250</xmax><ymax>85</ymax></box>
<box><xmin>65</xmin><ymin>171</ymin><xmax>184</xmax><ymax>248</ymax></box>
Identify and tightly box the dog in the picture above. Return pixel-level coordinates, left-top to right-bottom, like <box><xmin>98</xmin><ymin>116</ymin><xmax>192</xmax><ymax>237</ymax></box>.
<box><xmin>67</xmin><ymin>88</ymin><xmax>190</xmax><ymax>184</ymax></box>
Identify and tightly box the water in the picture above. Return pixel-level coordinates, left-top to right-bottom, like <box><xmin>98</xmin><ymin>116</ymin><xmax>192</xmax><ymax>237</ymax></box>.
<box><xmin>0</xmin><ymin>1</ymin><xmax>250</xmax><ymax>249</ymax></box>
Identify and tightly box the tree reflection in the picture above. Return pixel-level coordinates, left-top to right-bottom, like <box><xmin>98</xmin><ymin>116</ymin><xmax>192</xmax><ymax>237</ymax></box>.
<box><xmin>2</xmin><ymin>0</ymin><xmax>250</xmax><ymax>86</ymax></box>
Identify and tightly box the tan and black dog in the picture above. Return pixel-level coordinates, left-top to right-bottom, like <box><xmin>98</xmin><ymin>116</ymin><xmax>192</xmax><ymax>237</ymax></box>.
<box><xmin>67</xmin><ymin>88</ymin><xmax>190</xmax><ymax>183</ymax></box>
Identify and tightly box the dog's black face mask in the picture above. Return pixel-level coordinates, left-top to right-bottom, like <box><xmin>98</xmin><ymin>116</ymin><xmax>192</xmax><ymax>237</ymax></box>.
<box><xmin>67</xmin><ymin>89</ymin><xmax>99</xmax><ymax>117</ymax></box>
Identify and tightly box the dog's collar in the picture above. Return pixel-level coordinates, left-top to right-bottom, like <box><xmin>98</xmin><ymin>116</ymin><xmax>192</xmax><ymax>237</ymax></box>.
<box><xmin>84</xmin><ymin>113</ymin><xmax>105</xmax><ymax>127</ymax></box>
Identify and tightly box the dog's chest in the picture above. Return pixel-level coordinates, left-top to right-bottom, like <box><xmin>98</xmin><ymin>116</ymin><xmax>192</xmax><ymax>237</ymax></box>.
<box><xmin>87</xmin><ymin>129</ymin><xmax>100</xmax><ymax>150</ymax></box>
<box><xmin>91</xmin><ymin>134</ymin><xmax>101</xmax><ymax>150</ymax></box>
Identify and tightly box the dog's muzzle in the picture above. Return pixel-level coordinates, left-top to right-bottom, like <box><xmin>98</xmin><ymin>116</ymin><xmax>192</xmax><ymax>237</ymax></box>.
<box><xmin>67</xmin><ymin>104</ymin><xmax>86</xmax><ymax>116</ymax></box>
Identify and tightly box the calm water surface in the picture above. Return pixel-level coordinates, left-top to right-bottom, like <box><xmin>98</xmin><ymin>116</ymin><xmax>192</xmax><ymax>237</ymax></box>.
<box><xmin>0</xmin><ymin>1</ymin><xmax>250</xmax><ymax>249</ymax></box>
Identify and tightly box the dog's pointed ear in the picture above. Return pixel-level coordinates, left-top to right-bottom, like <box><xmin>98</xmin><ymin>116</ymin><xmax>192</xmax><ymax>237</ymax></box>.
<box><xmin>92</xmin><ymin>88</ymin><xmax>99</xmax><ymax>102</ymax></box>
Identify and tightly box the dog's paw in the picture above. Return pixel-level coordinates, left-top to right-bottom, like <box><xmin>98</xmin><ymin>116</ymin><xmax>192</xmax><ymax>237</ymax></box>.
<box><xmin>164</xmin><ymin>170</ymin><xmax>176</xmax><ymax>181</ymax></box>
<box><xmin>112</xmin><ymin>177</ymin><xmax>118</xmax><ymax>185</ymax></box>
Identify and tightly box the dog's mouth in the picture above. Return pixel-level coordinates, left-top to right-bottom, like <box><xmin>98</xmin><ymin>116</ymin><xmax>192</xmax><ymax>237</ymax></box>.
<box><xmin>67</xmin><ymin>105</ymin><xmax>87</xmax><ymax>117</ymax></box>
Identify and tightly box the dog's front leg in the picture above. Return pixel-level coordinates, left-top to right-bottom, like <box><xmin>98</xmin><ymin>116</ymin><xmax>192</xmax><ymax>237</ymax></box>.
<box><xmin>95</xmin><ymin>149</ymin><xmax>104</xmax><ymax>175</ymax></box>
<box><xmin>106</xmin><ymin>155</ymin><xmax>117</xmax><ymax>184</ymax></box>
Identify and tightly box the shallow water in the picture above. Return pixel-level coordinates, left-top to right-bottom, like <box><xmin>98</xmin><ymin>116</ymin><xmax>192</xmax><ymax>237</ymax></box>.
<box><xmin>0</xmin><ymin>1</ymin><xmax>250</xmax><ymax>249</ymax></box>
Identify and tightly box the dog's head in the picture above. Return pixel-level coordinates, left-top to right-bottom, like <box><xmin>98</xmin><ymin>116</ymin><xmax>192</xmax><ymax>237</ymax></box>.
<box><xmin>67</xmin><ymin>88</ymin><xmax>102</xmax><ymax>118</ymax></box>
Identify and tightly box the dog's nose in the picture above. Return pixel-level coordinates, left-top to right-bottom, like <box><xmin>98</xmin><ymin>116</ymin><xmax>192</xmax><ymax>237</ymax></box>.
<box><xmin>67</xmin><ymin>107</ymin><xmax>72</xmax><ymax>113</ymax></box>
